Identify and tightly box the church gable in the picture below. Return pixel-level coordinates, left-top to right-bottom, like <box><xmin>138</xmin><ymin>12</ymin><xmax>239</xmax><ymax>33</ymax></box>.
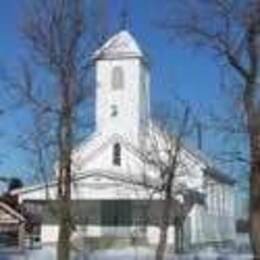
<box><xmin>74</xmin><ymin>134</ymin><xmax>146</xmax><ymax>177</ymax></box>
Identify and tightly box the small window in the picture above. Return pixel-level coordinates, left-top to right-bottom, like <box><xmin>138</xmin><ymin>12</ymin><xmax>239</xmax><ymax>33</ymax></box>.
<box><xmin>111</xmin><ymin>104</ymin><xmax>118</xmax><ymax>117</ymax></box>
<box><xmin>113</xmin><ymin>143</ymin><xmax>121</xmax><ymax>166</ymax></box>
<box><xmin>112</xmin><ymin>66</ymin><xmax>124</xmax><ymax>90</ymax></box>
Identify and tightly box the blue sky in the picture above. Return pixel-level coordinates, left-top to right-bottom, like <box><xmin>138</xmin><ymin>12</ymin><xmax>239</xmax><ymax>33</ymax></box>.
<box><xmin>0</xmin><ymin>0</ymin><xmax>237</xmax><ymax>181</ymax></box>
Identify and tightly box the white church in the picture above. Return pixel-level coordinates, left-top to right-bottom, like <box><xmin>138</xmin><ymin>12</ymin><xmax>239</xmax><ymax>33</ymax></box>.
<box><xmin>14</xmin><ymin>30</ymin><xmax>236</xmax><ymax>251</ymax></box>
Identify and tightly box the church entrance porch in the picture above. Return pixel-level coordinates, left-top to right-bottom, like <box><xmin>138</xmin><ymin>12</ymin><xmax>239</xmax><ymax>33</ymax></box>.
<box><xmin>23</xmin><ymin>199</ymin><xmax>188</xmax><ymax>247</ymax></box>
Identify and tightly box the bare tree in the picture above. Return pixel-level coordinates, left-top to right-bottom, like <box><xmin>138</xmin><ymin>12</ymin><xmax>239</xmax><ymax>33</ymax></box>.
<box><xmin>152</xmin><ymin>107</ymin><xmax>190</xmax><ymax>260</ymax></box>
<box><xmin>159</xmin><ymin>0</ymin><xmax>260</xmax><ymax>258</ymax></box>
<box><xmin>132</xmin><ymin>102</ymin><xmax>199</xmax><ymax>260</ymax></box>
<box><xmin>6</xmin><ymin>0</ymin><xmax>108</xmax><ymax>259</ymax></box>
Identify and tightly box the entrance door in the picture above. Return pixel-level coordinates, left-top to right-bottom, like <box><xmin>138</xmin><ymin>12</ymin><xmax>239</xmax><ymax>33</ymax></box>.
<box><xmin>101</xmin><ymin>200</ymin><xmax>132</xmax><ymax>236</ymax></box>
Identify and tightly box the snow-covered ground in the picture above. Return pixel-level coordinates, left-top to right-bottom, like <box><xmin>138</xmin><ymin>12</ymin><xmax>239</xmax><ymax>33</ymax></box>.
<box><xmin>0</xmin><ymin>235</ymin><xmax>253</xmax><ymax>260</ymax></box>
<box><xmin>0</xmin><ymin>245</ymin><xmax>253</xmax><ymax>260</ymax></box>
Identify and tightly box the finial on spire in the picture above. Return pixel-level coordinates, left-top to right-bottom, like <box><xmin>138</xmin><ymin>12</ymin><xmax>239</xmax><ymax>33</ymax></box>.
<box><xmin>119</xmin><ymin>1</ymin><xmax>130</xmax><ymax>30</ymax></box>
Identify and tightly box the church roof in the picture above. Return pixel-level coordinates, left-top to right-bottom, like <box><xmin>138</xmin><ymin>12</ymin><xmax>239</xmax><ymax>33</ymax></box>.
<box><xmin>204</xmin><ymin>167</ymin><xmax>235</xmax><ymax>186</ymax></box>
<box><xmin>93</xmin><ymin>30</ymin><xmax>144</xmax><ymax>60</ymax></box>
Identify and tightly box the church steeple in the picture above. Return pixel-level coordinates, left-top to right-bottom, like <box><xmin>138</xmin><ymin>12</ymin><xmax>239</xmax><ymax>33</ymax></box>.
<box><xmin>94</xmin><ymin>31</ymin><xmax>150</xmax><ymax>146</ymax></box>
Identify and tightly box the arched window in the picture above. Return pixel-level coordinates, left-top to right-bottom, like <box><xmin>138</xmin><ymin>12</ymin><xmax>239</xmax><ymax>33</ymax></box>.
<box><xmin>111</xmin><ymin>104</ymin><xmax>118</xmax><ymax>117</ymax></box>
<box><xmin>112</xmin><ymin>66</ymin><xmax>124</xmax><ymax>90</ymax></box>
<box><xmin>113</xmin><ymin>143</ymin><xmax>121</xmax><ymax>166</ymax></box>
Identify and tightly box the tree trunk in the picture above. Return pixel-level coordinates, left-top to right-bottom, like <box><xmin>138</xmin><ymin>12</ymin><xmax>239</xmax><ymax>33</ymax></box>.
<box><xmin>249</xmin><ymin>132</ymin><xmax>260</xmax><ymax>259</ymax></box>
<box><xmin>244</xmin><ymin>76</ymin><xmax>260</xmax><ymax>259</ymax></box>
<box><xmin>155</xmin><ymin>149</ymin><xmax>180</xmax><ymax>260</ymax></box>
<box><xmin>57</xmin><ymin>163</ymin><xmax>72</xmax><ymax>260</ymax></box>
<box><xmin>57</xmin><ymin>74</ymin><xmax>73</xmax><ymax>260</ymax></box>
<box><xmin>174</xmin><ymin>217</ymin><xmax>184</xmax><ymax>254</ymax></box>
<box><xmin>155</xmin><ymin>197</ymin><xmax>172</xmax><ymax>260</ymax></box>
<box><xmin>57</xmin><ymin>200</ymin><xmax>71</xmax><ymax>260</ymax></box>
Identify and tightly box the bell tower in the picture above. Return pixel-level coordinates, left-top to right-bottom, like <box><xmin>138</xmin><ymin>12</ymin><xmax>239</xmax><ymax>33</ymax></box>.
<box><xmin>93</xmin><ymin>30</ymin><xmax>150</xmax><ymax>146</ymax></box>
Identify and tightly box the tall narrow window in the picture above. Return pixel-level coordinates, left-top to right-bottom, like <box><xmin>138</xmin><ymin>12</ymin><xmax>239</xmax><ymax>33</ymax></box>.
<box><xmin>111</xmin><ymin>104</ymin><xmax>118</xmax><ymax>117</ymax></box>
<box><xmin>112</xmin><ymin>66</ymin><xmax>124</xmax><ymax>90</ymax></box>
<box><xmin>113</xmin><ymin>143</ymin><xmax>121</xmax><ymax>166</ymax></box>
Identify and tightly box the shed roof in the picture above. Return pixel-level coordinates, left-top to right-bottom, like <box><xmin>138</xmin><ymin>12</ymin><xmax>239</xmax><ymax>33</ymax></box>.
<box><xmin>0</xmin><ymin>201</ymin><xmax>25</xmax><ymax>223</ymax></box>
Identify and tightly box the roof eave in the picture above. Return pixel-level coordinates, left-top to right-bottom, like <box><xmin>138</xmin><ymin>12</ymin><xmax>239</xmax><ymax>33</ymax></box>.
<box><xmin>204</xmin><ymin>167</ymin><xmax>236</xmax><ymax>186</ymax></box>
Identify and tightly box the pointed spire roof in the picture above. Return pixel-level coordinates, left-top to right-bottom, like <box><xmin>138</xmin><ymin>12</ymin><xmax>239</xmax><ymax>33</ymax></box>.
<box><xmin>93</xmin><ymin>30</ymin><xmax>144</xmax><ymax>60</ymax></box>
